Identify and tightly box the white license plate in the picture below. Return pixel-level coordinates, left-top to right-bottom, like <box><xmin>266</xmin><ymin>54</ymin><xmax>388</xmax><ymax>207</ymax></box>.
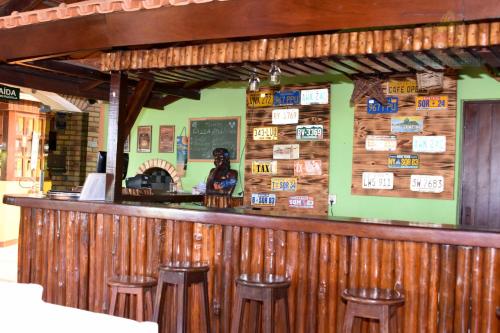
<box><xmin>410</xmin><ymin>175</ymin><xmax>444</xmax><ymax>193</ymax></box>
<box><xmin>272</xmin><ymin>108</ymin><xmax>299</xmax><ymax>125</ymax></box>
<box><xmin>251</xmin><ymin>193</ymin><xmax>276</xmax><ymax>206</ymax></box>
<box><xmin>365</xmin><ymin>135</ymin><xmax>397</xmax><ymax>151</ymax></box>
<box><xmin>362</xmin><ymin>172</ymin><xmax>394</xmax><ymax>190</ymax></box>
<box><xmin>300</xmin><ymin>88</ymin><xmax>329</xmax><ymax>105</ymax></box>
<box><xmin>412</xmin><ymin>136</ymin><xmax>446</xmax><ymax>153</ymax></box>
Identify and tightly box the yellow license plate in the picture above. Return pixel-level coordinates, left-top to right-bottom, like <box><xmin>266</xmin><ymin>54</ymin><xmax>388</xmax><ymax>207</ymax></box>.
<box><xmin>253</xmin><ymin>127</ymin><xmax>278</xmax><ymax>140</ymax></box>
<box><xmin>271</xmin><ymin>177</ymin><xmax>297</xmax><ymax>191</ymax></box>
<box><xmin>416</xmin><ymin>96</ymin><xmax>448</xmax><ymax>111</ymax></box>
<box><xmin>247</xmin><ymin>91</ymin><xmax>274</xmax><ymax>108</ymax></box>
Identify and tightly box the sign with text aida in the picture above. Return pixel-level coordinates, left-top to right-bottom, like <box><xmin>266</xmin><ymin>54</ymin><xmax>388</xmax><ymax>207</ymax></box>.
<box><xmin>416</xmin><ymin>96</ymin><xmax>448</xmax><ymax>111</ymax></box>
<box><xmin>391</xmin><ymin>116</ymin><xmax>423</xmax><ymax>133</ymax></box>
<box><xmin>247</xmin><ymin>90</ymin><xmax>274</xmax><ymax>108</ymax></box>
<box><xmin>300</xmin><ymin>88</ymin><xmax>329</xmax><ymax>105</ymax></box>
<box><xmin>288</xmin><ymin>196</ymin><xmax>314</xmax><ymax>209</ymax></box>
<box><xmin>273</xmin><ymin>144</ymin><xmax>299</xmax><ymax>159</ymax></box>
<box><xmin>274</xmin><ymin>90</ymin><xmax>300</xmax><ymax>106</ymax></box>
<box><xmin>294</xmin><ymin>160</ymin><xmax>322</xmax><ymax>176</ymax></box>
<box><xmin>388</xmin><ymin>154</ymin><xmax>419</xmax><ymax>169</ymax></box>
<box><xmin>362</xmin><ymin>172</ymin><xmax>394</xmax><ymax>190</ymax></box>
<box><xmin>253</xmin><ymin>127</ymin><xmax>278</xmax><ymax>140</ymax></box>
<box><xmin>251</xmin><ymin>193</ymin><xmax>276</xmax><ymax>206</ymax></box>
<box><xmin>296</xmin><ymin>125</ymin><xmax>323</xmax><ymax>140</ymax></box>
<box><xmin>271</xmin><ymin>177</ymin><xmax>297</xmax><ymax>191</ymax></box>
<box><xmin>252</xmin><ymin>160</ymin><xmax>277</xmax><ymax>175</ymax></box>
<box><xmin>0</xmin><ymin>84</ymin><xmax>20</xmax><ymax>101</ymax></box>
<box><xmin>367</xmin><ymin>97</ymin><xmax>399</xmax><ymax>114</ymax></box>
<box><xmin>410</xmin><ymin>175</ymin><xmax>444</xmax><ymax>193</ymax></box>
<box><xmin>412</xmin><ymin>136</ymin><xmax>446</xmax><ymax>153</ymax></box>
<box><xmin>365</xmin><ymin>135</ymin><xmax>397</xmax><ymax>151</ymax></box>
<box><xmin>272</xmin><ymin>108</ymin><xmax>299</xmax><ymax>125</ymax></box>
<box><xmin>387</xmin><ymin>80</ymin><xmax>418</xmax><ymax>94</ymax></box>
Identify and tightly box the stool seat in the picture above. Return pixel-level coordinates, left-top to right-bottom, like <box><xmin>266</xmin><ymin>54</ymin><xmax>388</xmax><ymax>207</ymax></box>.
<box><xmin>159</xmin><ymin>261</ymin><xmax>210</xmax><ymax>273</ymax></box>
<box><xmin>108</xmin><ymin>275</ymin><xmax>157</xmax><ymax>288</ymax></box>
<box><xmin>342</xmin><ymin>288</ymin><xmax>404</xmax><ymax>306</ymax></box>
<box><xmin>237</xmin><ymin>274</ymin><xmax>291</xmax><ymax>288</ymax></box>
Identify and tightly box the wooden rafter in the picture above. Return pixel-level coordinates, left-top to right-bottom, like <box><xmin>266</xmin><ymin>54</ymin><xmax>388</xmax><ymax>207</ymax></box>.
<box><xmin>122</xmin><ymin>79</ymin><xmax>155</xmax><ymax>139</ymax></box>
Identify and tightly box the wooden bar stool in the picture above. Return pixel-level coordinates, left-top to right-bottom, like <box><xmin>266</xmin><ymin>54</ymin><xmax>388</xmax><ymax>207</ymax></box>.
<box><xmin>152</xmin><ymin>262</ymin><xmax>211</xmax><ymax>333</ymax></box>
<box><xmin>342</xmin><ymin>288</ymin><xmax>404</xmax><ymax>333</ymax></box>
<box><xmin>231</xmin><ymin>274</ymin><xmax>291</xmax><ymax>333</ymax></box>
<box><xmin>108</xmin><ymin>275</ymin><xmax>157</xmax><ymax>322</ymax></box>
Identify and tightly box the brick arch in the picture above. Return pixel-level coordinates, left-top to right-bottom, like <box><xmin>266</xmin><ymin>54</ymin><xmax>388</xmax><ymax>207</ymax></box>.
<box><xmin>137</xmin><ymin>159</ymin><xmax>182</xmax><ymax>190</ymax></box>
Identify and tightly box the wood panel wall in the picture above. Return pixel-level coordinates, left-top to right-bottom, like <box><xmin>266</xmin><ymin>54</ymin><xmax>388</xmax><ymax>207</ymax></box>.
<box><xmin>18</xmin><ymin>207</ymin><xmax>500</xmax><ymax>333</ymax></box>
<box><xmin>244</xmin><ymin>84</ymin><xmax>330</xmax><ymax>215</ymax></box>
<box><xmin>351</xmin><ymin>75</ymin><xmax>457</xmax><ymax>199</ymax></box>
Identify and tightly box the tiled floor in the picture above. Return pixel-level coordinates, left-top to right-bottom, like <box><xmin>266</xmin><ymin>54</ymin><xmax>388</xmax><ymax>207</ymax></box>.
<box><xmin>0</xmin><ymin>244</ymin><xmax>17</xmax><ymax>282</ymax></box>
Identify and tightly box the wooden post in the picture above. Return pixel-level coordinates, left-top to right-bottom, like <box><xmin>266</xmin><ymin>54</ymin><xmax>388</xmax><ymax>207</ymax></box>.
<box><xmin>106</xmin><ymin>71</ymin><xmax>128</xmax><ymax>202</ymax></box>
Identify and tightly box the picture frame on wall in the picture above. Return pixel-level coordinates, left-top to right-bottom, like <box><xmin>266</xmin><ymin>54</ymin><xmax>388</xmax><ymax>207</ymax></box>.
<box><xmin>123</xmin><ymin>134</ymin><xmax>130</xmax><ymax>153</ymax></box>
<box><xmin>158</xmin><ymin>125</ymin><xmax>175</xmax><ymax>153</ymax></box>
<box><xmin>137</xmin><ymin>126</ymin><xmax>152</xmax><ymax>153</ymax></box>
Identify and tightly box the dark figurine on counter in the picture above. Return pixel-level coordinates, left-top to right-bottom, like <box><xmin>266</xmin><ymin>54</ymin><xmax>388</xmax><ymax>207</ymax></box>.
<box><xmin>206</xmin><ymin>148</ymin><xmax>238</xmax><ymax>196</ymax></box>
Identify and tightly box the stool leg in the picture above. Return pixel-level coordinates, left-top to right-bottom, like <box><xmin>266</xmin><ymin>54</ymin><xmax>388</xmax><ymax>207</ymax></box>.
<box><xmin>342</xmin><ymin>302</ymin><xmax>355</xmax><ymax>333</ymax></box>
<box><xmin>379</xmin><ymin>305</ymin><xmax>390</xmax><ymax>333</ymax></box>
<box><xmin>136</xmin><ymin>289</ymin><xmax>144</xmax><ymax>322</ymax></box>
<box><xmin>153</xmin><ymin>273</ymin><xmax>165</xmax><ymax>323</ymax></box>
<box><xmin>249</xmin><ymin>301</ymin><xmax>261</xmax><ymax>333</ymax></box>
<box><xmin>118</xmin><ymin>293</ymin><xmax>127</xmax><ymax>318</ymax></box>
<box><xmin>390</xmin><ymin>306</ymin><xmax>398</xmax><ymax>332</ymax></box>
<box><xmin>200</xmin><ymin>276</ymin><xmax>211</xmax><ymax>333</ymax></box>
<box><xmin>145</xmin><ymin>288</ymin><xmax>154</xmax><ymax>321</ymax></box>
<box><xmin>108</xmin><ymin>286</ymin><xmax>118</xmax><ymax>316</ymax></box>
<box><xmin>263</xmin><ymin>290</ymin><xmax>275</xmax><ymax>333</ymax></box>
<box><xmin>283</xmin><ymin>295</ymin><xmax>291</xmax><ymax>333</ymax></box>
<box><xmin>230</xmin><ymin>288</ymin><xmax>245</xmax><ymax>333</ymax></box>
<box><xmin>176</xmin><ymin>281</ymin><xmax>188</xmax><ymax>333</ymax></box>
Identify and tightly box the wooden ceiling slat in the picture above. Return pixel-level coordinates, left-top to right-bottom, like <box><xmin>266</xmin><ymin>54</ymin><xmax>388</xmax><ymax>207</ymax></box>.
<box><xmin>176</xmin><ymin>68</ymin><xmax>217</xmax><ymax>81</ymax></box>
<box><xmin>474</xmin><ymin>48</ymin><xmax>500</xmax><ymax>68</ymax></box>
<box><xmin>352</xmin><ymin>56</ymin><xmax>393</xmax><ymax>73</ymax></box>
<box><xmin>321</xmin><ymin>60</ymin><xmax>359</xmax><ymax>75</ymax></box>
<box><xmin>288</xmin><ymin>61</ymin><xmax>325</xmax><ymax>75</ymax></box>
<box><xmin>196</xmin><ymin>67</ymin><xmax>239</xmax><ymax>80</ymax></box>
<box><xmin>428</xmin><ymin>49</ymin><xmax>463</xmax><ymax>68</ymax></box>
<box><xmin>412</xmin><ymin>52</ymin><xmax>445</xmax><ymax>70</ymax></box>
<box><xmin>159</xmin><ymin>70</ymin><xmax>196</xmax><ymax>82</ymax></box>
<box><xmin>450</xmin><ymin>49</ymin><xmax>482</xmax><ymax>67</ymax></box>
<box><xmin>302</xmin><ymin>60</ymin><xmax>349</xmax><ymax>76</ymax></box>
<box><xmin>372</xmin><ymin>55</ymin><xmax>410</xmax><ymax>72</ymax></box>
<box><xmin>391</xmin><ymin>53</ymin><xmax>426</xmax><ymax>71</ymax></box>
<box><xmin>338</xmin><ymin>58</ymin><xmax>375</xmax><ymax>74</ymax></box>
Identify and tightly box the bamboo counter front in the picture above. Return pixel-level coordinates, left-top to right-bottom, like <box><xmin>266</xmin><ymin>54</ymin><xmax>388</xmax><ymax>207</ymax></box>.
<box><xmin>4</xmin><ymin>195</ymin><xmax>500</xmax><ymax>332</ymax></box>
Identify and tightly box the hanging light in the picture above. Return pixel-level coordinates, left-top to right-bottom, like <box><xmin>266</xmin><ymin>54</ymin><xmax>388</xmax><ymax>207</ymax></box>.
<box><xmin>248</xmin><ymin>71</ymin><xmax>260</xmax><ymax>92</ymax></box>
<box><xmin>269</xmin><ymin>63</ymin><xmax>281</xmax><ymax>86</ymax></box>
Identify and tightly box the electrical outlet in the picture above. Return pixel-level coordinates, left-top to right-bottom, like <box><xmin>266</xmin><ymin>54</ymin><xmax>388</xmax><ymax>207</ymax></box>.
<box><xmin>328</xmin><ymin>194</ymin><xmax>336</xmax><ymax>206</ymax></box>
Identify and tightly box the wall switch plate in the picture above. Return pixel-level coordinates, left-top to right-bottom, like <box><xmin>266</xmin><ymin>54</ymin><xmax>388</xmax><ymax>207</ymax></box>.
<box><xmin>328</xmin><ymin>194</ymin><xmax>336</xmax><ymax>205</ymax></box>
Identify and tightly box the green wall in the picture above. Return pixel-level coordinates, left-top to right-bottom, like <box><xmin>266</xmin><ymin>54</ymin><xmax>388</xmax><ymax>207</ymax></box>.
<box><xmin>125</xmin><ymin>69</ymin><xmax>499</xmax><ymax>224</ymax></box>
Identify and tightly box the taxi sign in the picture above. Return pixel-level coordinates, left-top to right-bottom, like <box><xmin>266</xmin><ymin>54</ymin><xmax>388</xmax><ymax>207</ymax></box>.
<box><xmin>273</xmin><ymin>144</ymin><xmax>299</xmax><ymax>159</ymax></box>
<box><xmin>362</xmin><ymin>172</ymin><xmax>394</xmax><ymax>190</ymax></box>
<box><xmin>288</xmin><ymin>196</ymin><xmax>314</xmax><ymax>209</ymax></box>
<box><xmin>416</xmin><ymin>96</ymin><xmax>448</xmax><ymax>111</ymax></box>
<box><xmin>294</xmin><ymin>160</ymin><xmax>322</xmax><ymax>176</ymax></box>
<box><xmin>253</xmin><ymin>127</ymin><xmax>278</xmax><ymax>140</ymax></box>
<box><xmin>271</xmin><ymin>177</ymin><xmax>297</xmax><ymax>191</ymax></box>
<box><xmin>410</xmin><ymin>175</ymin><xmax>444</xmax><ymax>193</ymax></box>
<box><xmin>272</xmin><ymin>108</ymin><xmax>299</xmax><ymax>125</ymax></box>
<box><xmin>367</xmin><ymin>97</ymin><xmax>398</xmax><ymax>114</ymax></box>
<box><xmin>252</xmin><ymin>160</ymin><xmax>277</xmax><ymax>175</ymax></box>
<box><xmin>274</xmin><ymin>90</ymin><xmax>300</xmax><ymax>106</ymax></box>
<box><xmin>296</xmin><ymin>125</ymin><xmax>323</xmax><ymax>140</ymax></box>
<box><xmin>247</xmin><ymin>90</ymin><xmax>274</xmax><ymax>108</ymax></box>
<box><xmin>365</xmin><ymin>135</ymin><xmax>397</xmax><ymax>151</ymax></box>
<box><xmin>387</xmin><ymin>80</ymin><xmax>418</xmax><ymax>94</ymax></box>
<box><xmin>300</xmin><ymin>88</ymin><xmax>329</xmax><ymax>105</ymax></box>
<box><xmin>388</xmin><ymin>154</ymin><xmax>419</xmax><ymax>169</ymax></box>
<box><xmin>251</xmin><ymin>193</ymin><xmax>277</xmax><ymax>206</ymax></box>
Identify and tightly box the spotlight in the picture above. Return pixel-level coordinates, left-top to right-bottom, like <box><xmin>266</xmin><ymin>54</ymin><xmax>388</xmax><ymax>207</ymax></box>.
<box><xmin>269</xmin><ymin>63</ymin><xmax>281</xmax><ymax>86</ymax></box>
<box><xmin>248</xmin><ymin>71</ymin><xmax>260</xmax><ymax>92</ymax></box>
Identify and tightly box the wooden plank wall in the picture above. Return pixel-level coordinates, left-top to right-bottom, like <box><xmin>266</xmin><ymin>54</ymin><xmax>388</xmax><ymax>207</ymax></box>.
<box><xmin>18</xmin><ymin>207</ymin><xmax>500</xmax><ymax>333</ymax></box>
<box><xmin>351</xmin><ymin>76</ymin><xmax>456</xmax><ymax>199</ymax></box>
<box><xmin>244</xmin><ymin>84</ymin><xmax>330</xmax><ymax>215</ymax></box>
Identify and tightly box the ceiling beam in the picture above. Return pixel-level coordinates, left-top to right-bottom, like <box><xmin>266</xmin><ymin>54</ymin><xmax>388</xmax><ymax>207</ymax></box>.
<box><xmin>147</xmin><ymin>81</ymin><xmax>217</xmax><ymax>110</ymax></box>
<box><xmin>122</xmin><ymin>79</ymin><xmax>155</xmax><ymax>138</ymax></box>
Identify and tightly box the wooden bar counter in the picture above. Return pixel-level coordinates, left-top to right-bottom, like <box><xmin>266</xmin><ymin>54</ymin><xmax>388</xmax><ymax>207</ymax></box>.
<box><xmin>4</xmin><ymin>194</ymin><xmax>500</xmax><ymax>332</ymax></box>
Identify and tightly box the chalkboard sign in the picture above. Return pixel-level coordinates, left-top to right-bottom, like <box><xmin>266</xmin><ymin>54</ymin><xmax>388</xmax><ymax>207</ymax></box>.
<box><xmin>189</xmin><ymin>117</ymin><xmax>240</xmax><ymax>161</ymax></box>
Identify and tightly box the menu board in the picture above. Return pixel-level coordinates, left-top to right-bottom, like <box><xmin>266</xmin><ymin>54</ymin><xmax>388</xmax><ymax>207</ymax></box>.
<box><xmin>351</xmin><ymin>76</ymin><xmax>456</xmax><ymax>199</ymax></box>
<box><xmin>244</xmin><ymin>84</ymin><xmax>330</xmax><ymax>215</ymax></box>
<box><xmin>188</xmin><ymin>117</ymin><xmax>240</xmax><ymax>161</ymax></box>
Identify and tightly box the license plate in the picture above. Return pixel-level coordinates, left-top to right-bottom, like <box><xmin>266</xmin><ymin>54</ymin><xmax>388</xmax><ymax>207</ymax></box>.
<box><xmin>416</xmin><ymin>96</ymin><xmax>448</xmax><ymax>111</ymax></box>
<box><xmin>365</xmin><ymin>135</ymin><xmax>397</xmax><ymax>151</ymax></box>
<box><xmin>362</xmin><ymin>172</ymin><xmax>394</xmax><ymax>190</ymax></box>
<box><xmin>294</xmin><ymin>160</ymin><xmax>322</xmax><ymax>176</ymax></box>
<box><xmin>412</xmin><ymin>135</ymin><xmax>446</xmax><ymax>153</ymax></box>
<box><xmin>296</xmin><ymin>125</ymin><xmax>323</xmax><ymax>140</ymax></box>
<box><xmin>252</xmin><ymin>160</ymin><xmax>277</xmax><ymax>175</ymax></box>
<box><xmin>274</xmin><ymin>90</ymin><xmax>300</xmax><ymax>106</ymax></box>
<box><xmin>288</xmin><ymin>196</ymin><xmax>314</xmax><ymax>209</ymax></box>
<box><xmin>387</xmin><ymin>80</ymin><xmax>417</xmax><ymax>94</ymax></box>
<box><xmin>388</xmin><ymin>154</ymin><xmax>419</xmax><ymax>169</ymax></box>
<box><xmin>253</xmin><ymin>127</ymin><xmax>278</xmax><ymax>140</ymax></box>
<box><xmin>273</xmin><ymin>144</ymin><xmax>299</xmax><ymax>159</ymax></box>
<box><xmin>391</xmin><ymin>116</ymin><xmax>423</xmax><ymax>133</ymax></box>
<box><xmin>251</xmin><ymin>193</ymin><xmax>277</xmax><ymax>206</ymax></box>
<box><xmin>367</xmin><ymin>97</ymin><xmax>399</xmax><ymax>114</ymax></box>
<box><xmin>300</xmin><ymin>88</ymin><xmax>329</xmax><ymax>105</ymax></box>
<box><xmin>272</xmin><ymin>108</ymin><xmax>299</xmax><ymax>125</ymax></box>
<box><xmin>410</xmin><ymin>175</ymin><xmax>444</xmax><ymax>193</ymax></box>
<box><xmin>247</xmin><ymin>91</ymin><xmax>274</xmax><ymax>108</ymax></box>
<box><xmin>271</xmin><ymin>177</ymin><xmax>297</xmax><ymax>191</ymax></box>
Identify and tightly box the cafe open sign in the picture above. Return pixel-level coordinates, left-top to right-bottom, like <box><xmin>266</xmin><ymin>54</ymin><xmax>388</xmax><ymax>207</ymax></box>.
<box><xmin>0</xmin><ymin>84</ymin><xmax>20</xmax><ymax>101</ymax></box>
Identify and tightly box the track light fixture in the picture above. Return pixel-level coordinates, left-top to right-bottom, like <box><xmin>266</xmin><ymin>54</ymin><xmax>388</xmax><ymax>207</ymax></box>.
<box><xmin>269</xmin><ymin>63</ymin><xmax>281</xmax><ymax>86</ymax></box>
<box><xmin>248</xmin><ymin>71</ymin><xmax>260</xmax><ymax>92</ymax></box>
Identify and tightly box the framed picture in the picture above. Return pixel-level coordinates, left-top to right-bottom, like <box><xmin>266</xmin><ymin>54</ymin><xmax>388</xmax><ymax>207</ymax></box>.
<box><xmin>123</xmin><ymin>134</ymin><xmax>130</xmax><ymax>153</ymax></box>
<box><xmin>158</xmin><ymin>125</ymin><xmax>175</xmax><ymax>153</ymax></box>
<box><xmin>137</xmin><ymin>126</ymin><xmax>152</xmax><ymax>153</ymax></box>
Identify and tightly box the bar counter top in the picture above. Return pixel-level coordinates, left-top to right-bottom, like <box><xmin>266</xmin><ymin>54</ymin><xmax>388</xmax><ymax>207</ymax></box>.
<box><xmin>4</xmin><ymin>194</ymin><xmax>500</xmax><ymax>248</ymax></box>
